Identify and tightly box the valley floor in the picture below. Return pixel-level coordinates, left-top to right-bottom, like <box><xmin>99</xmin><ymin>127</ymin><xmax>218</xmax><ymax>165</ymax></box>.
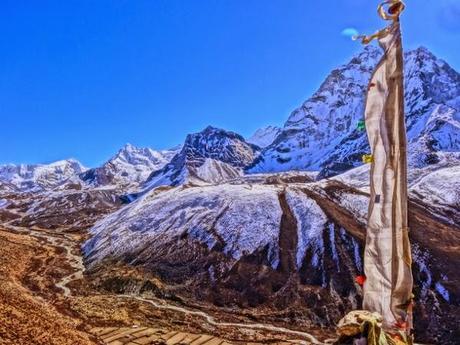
<box><xmin>0</xmin><ymin>226</ymin><xmax>326</xmax><ymax>345</ymax></box>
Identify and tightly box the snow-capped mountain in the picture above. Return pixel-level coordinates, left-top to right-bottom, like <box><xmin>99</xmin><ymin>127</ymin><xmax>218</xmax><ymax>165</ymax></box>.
<box><xmin>0</xmin><ymin>159</ymin><xmax>86</xmax><ymax>192</ymax></box>
<box><xmin>248</xmin><ymin>46</ymin><xmax>460</xmax><ymax>177</ymax></box>
<box><xmin>79</xmin><ymin>143</ymin><xmax>178</xmax><ymax>190</ymax></box>
<box><xmin>246</xmin><ymin>125</ymin><xmax>282</xmax><ymax>148</ymax></box>
<box><xmin>145</xmin><ymin>126</ymin><xmax>259</xmax><ymax>189</ymax></box>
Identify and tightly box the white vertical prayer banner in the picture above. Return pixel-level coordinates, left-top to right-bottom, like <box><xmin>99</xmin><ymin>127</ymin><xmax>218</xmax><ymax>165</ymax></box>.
<box><xmin>361</xmin><ymin>0</ymin><xmax>413</xmax><ymax>334</ymax></box>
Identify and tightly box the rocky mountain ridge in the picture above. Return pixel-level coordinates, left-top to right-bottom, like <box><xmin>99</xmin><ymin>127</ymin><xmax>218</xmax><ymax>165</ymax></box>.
<box><xmin>2</xmin><ymin>47</ymin><xmax>458</xmax><ymax>192</ymax></box>
<box><xmin>0</xmin><ymin>144</ymin><xmax>179</xmax><ymax>193</ymax></box>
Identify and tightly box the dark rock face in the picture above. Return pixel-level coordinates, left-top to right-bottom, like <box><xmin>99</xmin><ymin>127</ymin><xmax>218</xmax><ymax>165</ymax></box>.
<box><xmin>79</xmin><ymin>168</ymin><xmax>114</xmax><ymax>186</ymax></box>
<box><xmin>178</xmin><ymin>126</ymin><xmax>259</xmax><ymax>168</ymax></box>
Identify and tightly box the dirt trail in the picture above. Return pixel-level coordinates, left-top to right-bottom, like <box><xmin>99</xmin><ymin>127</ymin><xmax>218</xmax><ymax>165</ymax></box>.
<box><xmin>3</xmin><ymin>222</ymin><xmax>83</xmax><ymax>297</ymax></box>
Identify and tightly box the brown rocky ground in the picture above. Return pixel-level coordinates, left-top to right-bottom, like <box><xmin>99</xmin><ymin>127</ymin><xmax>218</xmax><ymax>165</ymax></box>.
<box><xmin>0</xmin><ymin>229</ymin><xmax>97</xmax><ymax>345</ymax></box>
<box><xmin>0</xmin><ymin>226</ymin><xmax>324</xmax><ymax>345</ymax></box>
<box><xmin>88</xmin><ymin>327</ymin><xmax>306</xmax><ymax>345</ymax></box>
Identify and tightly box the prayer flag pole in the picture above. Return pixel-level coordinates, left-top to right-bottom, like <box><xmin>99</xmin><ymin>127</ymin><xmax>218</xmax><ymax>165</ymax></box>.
<box><xmin>337</xmin><ymin>2</ymin><xmax>414</xmax><ymax>344</ymax></box>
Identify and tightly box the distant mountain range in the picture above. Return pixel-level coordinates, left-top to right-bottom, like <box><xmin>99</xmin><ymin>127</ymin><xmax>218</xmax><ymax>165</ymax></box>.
<box><xmin>2</xmin><ymin>46</ymin><xmax>458</xmax><ymax>193</ymax></box>
<box><xmin>80</xmin><ymin>143</ymin><xmax>179</xmax><ymax>190</ymax></box>
<box><xmin>0</xmin><ymin>159</ymin><xmax>86</xmax><ymax>192</ymax></box>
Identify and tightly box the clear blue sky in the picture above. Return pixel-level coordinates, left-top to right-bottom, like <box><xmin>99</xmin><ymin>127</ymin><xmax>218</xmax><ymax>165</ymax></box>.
<box><xmin>1</xmin><ymin>0</ymin><xmax>459</xmax><ymax>167</ymax></box>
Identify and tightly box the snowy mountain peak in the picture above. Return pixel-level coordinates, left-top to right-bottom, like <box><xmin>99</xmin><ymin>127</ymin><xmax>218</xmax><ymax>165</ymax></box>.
<box><xmin>79</xmin><ymin>144</ymin><xmax>179</xmax><ymax>189</ymax></box>
<box><xmin>145</xmin><ymin>126</ymin><xmax>259</xmax><ymax>188</ymax></box>
<box><xmin>113</xmin><ymin>143</ymin><xmax>168</xmax><ymax>166</ymax></box>
<box><xmin>248</xmin><ymin>46</ymin><xmax>460</xmax><ymax>177</ymax></box>
<box><xmin>119</xmin><ymin>142</ymin><xmax>136</xmax><ymax>153</ymax></box>
<box><xmin>173</xmin><ymin>126</ymin><xmax>259</xmax><ymax>170</ymax></box>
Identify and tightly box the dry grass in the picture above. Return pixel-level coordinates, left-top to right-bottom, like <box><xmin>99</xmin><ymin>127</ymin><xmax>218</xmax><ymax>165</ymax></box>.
<box><xmin>0</xmin><ymin>229</ymin><xmax>97</xmax><ymax>345</ymax></box>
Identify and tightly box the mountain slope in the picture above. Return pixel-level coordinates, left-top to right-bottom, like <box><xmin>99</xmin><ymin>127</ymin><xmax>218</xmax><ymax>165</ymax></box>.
<box><xmin>84</xmin><ymin>161</ymin><xmax>460</xmax><ymax>344</ymax></box>
<box><xmin>247</xmin><ymin>125</ymin><xmax>282</xmax><ymax>148</ymax></box>
<box><xmin>248</xmin><ymin>46</ymin><xmax>460</xmax><ymax>177</ymax></box>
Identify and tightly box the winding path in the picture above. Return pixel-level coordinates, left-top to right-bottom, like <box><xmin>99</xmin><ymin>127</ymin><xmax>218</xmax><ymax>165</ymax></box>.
<box><xmin>120</xmin><ymin>295</ymin><xmax>322</xmax><ymax>344</ymax></box>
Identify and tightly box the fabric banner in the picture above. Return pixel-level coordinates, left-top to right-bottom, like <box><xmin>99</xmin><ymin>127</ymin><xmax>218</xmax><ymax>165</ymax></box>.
<box><xmin>362</xmin><ymin>17</ymin><xmax>413</xmax><ymax>333</ymax></box>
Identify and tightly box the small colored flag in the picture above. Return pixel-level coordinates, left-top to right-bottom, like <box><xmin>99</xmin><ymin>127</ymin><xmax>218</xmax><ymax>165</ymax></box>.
<box><xmin>362</xmin><ymin>154</ymin><xmax>373</xmax><ymax>164</ymax></box>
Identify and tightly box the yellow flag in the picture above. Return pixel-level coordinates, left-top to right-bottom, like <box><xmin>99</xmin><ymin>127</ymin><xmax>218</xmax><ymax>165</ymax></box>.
<box><xmin>362</xmin><ymin>154</ymin><xmax>374</xmax><ymax>164</ymax></box>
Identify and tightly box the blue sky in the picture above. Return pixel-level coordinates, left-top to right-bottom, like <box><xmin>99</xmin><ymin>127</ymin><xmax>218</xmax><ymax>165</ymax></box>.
<box><xmin>1</xmin><ymin>0</ymin><xmax>459</xmax><ymax>167</ymax></box>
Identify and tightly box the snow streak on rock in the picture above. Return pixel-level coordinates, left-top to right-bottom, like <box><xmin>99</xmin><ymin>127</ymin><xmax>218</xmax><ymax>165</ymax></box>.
<box><xmin>285</xmin><ymin>189</ymin><xmax>328</xmax><ymax>269</ymax></box>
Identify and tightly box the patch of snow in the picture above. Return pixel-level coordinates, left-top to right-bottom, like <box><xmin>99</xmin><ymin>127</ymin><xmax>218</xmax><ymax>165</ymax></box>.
<box><xmin>435</xmin><ymin>282</ymin><xmax>450</xmax><ymax>302</ymax></box>
<box><xmin>351</xmin><ymin>237</ymin><xmax>363</xmax><ymax>273</ymax></box>
<box><xmin>410</xmin><ymin>165</ymin><xmax>460</xmax><ymax>207</ymax></box>
<box><xmin>285</xmin><ymin>188</ymin><xmax>328</xmax><ymax>269</ymax></box>
<box><xmin>195</xmin><ymin>159</ymin><xmax>243</xmax><ymax>184</ymax></box>
<box><xmin>328</xmin><ymin>223</ymin><xmax>340</xmax><ymax>271</ymax></box>
<box><xmin>85</xmin><ymin>184</ymin><xmax>283</xmax><ymax>268</ymax></box>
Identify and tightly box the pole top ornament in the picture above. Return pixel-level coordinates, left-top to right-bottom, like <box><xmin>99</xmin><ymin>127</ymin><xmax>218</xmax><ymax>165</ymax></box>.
<box><xmin>378</xmin><ymin>0</ymin><xmax>405</xmax><ymax>21</ymax></box>
<box><xmin>353</xmin><ymin>0</ymin><xmax>405</xmax><ymax>44</ymax></box>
